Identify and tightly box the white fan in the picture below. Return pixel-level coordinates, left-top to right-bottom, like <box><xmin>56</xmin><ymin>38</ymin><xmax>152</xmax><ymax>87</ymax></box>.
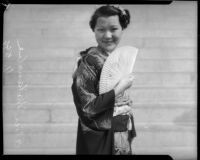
<box><xmin>99</xmin><ymin>46</ymin><xmax>138</xmax><ymax>94</ymax></box>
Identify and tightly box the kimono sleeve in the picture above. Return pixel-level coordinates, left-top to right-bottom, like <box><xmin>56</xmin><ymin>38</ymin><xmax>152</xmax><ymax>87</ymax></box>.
<box><xmin>74</xmin><ymin>53</ymin><xmax>115</xmax><ymax>117</ymax></box>
<box><xmin>71</xmin><ymin>53</ymin><xmax>116</xmax><ymax>131</ymax></box>
<box><xmin>72</xmin><ymin>74</ymin><xmax>115</xmax><ymax>119</ymax></box>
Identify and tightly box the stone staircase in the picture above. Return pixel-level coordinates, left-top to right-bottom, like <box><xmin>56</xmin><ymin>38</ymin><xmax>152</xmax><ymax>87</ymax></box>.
<box><xmin>3</xmin><ymin>2</ymin><xmax>197</xmax><ymax>159</ymax></box>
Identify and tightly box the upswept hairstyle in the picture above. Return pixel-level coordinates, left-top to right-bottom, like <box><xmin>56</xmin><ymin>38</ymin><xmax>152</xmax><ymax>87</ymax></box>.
<box><xmin>89</xmin><ymin>5</ymin><xmax>131</xmax><ymax>31</ymax></box>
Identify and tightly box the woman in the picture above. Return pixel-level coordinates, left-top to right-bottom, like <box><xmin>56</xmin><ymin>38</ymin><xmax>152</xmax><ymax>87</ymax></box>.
<box><xmin>71</xmin><ymin>5</ymin><xmax>136</xmax><ymax>155</ymax></box>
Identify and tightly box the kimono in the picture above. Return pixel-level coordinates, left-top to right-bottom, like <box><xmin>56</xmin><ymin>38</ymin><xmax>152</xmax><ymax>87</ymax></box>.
<box><xmin>71</xmin><ymin>47</ymin><xmax>136</xmax><ymax>155</ymax></box>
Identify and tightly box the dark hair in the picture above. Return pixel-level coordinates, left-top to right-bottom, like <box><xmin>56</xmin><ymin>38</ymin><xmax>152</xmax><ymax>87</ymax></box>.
<box><xmin>89</xmin><ymin>5</ymin><xmax>131</xmax><ymax>31</ymax></box>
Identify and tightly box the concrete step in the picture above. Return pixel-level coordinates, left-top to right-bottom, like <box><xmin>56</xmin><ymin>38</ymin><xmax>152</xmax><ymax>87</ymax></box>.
<box><xmin>3</xmin><ymin>86</ymin><xmax>196</xmax><ymax>103</ymax></box>
<box><xmin>6</xmin><ymin>25</ymin><xmax>197</xmax><ymax>38</ymax></box>
<box><xmin>121</xmin><ymin>37</ymin><xmax>196</xmax><ymax>49</ymax></box>
<box><xmin>4</xmin><ymin>148</ymin><xmax>75</xmax><ymax>155</ymax></box>
<box><xmin>4</xmin><ymin>132</ymin><xmax>76</xmax><ymax>149</ymax></box>
<box><xmin>133</xmin><ymin>146</ymin><xmax>197</xmax><ymax>160</ymax></box>
<box><xmin>4</xmin><ymin>124</ymin><xmax>196</xmax><ymax>151</ymax></box>
<box><xmin>133</xmin><ymin>106</ymin><xmax>196</xmax><ymax>124</ymax></box>
<box><xmin>4</xmin><ymin>123</ymin><xmax>196</xmax><ymax>134</ymax></box>
<box><xmin>4</xmin><ymin>103</ymin><xmax>196</xmax><ymax>124</ymax></box>
<box><xmin>3</xmin><ymin>36</ymin><xmax>197</xmax><ymax>49</ymax></box>
<box><xmin>3</xmin><ymin>45</ymin><xmax>197</xmax><ymax>61</ymax></box>
<box><xmin>132</xmin><ymin>125</ymin><xmax>196</xmax><ymax>148</ymax></box>
<box><xmin>137</xmin><ymin>47</ymin><xmax>196</xmax><ymax>59</ymax></box>
<box><xmin>3</xmin><ymin>47</ymin><xmax>196</xmax><ymax>61</ymax></box>
<box><xmin>124</xmin><ymin>29</ymin><xmax>196</xmax><ymax>38</ymax></box>
<box><xmin>3</xmin><ymin>101</ymin><xmax>196</xmax><ymax>110</ymax></box>
<box><xmin>5</xmin><ymin>3</ymin><xmax>196</xmax><ymax>29</ymax></box>
<box><xmin>3</xmin><ymin>72</ymin><xmax>74</xmax><ymax>87</ymax></box>
<box><xmin>3</xmin><ymin>72</ymin><xmax>197</xmax><ymax>87</ymax></box>
<box><xmin>3</xmin><ymin>47</ymin><xmax>76</xmax><ymax>61</ymax></box>
<box><xmin>3</xmin><ymin>59</ymin><xmax>197</xmax><ymax>72</ymax></box>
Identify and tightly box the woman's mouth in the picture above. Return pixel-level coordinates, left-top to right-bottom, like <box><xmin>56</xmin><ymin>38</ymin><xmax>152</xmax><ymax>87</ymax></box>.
<box><xmin>103</xmin><ymin>41</ymin><xmax>113</xmax><ymax>45</ymax></box>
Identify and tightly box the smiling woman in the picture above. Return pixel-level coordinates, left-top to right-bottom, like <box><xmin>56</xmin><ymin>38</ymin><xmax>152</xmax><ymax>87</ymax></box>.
<box><xmin>90</xmin><ymin>5</ymin><xmax>130</xmax><ymax>53</ymax></box>
<box><xmin>71</xmin><ymin>5</ymin><xmax>137</xmax><ymax>155</ymax></box>
<box><xmin>94</xmin><ymin>16</ymin><xmax>123</xmax><ymax>53</ymax></box>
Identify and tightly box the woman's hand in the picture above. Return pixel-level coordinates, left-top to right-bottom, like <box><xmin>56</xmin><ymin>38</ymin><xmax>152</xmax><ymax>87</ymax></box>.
<box><xmin>115</xmin><ymin>98</ymin><xmax>133</xmax><ymax>107</ymax></box>
<box><xmin>114</xmin><ymin>74</ymin><xmax>134</xmax><ymax>97</ymax></box>
<box><xmin>113</xmin><ymin>105</ymin><xmax>132</xmax><ymax>116</ymax></box>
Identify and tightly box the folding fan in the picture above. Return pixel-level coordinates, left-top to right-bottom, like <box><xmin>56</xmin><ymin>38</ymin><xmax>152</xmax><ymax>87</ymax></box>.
<box><xmin>99</xmin><ymin>46</ymin><xmax>138</xmax><ymax>94</ymax></box>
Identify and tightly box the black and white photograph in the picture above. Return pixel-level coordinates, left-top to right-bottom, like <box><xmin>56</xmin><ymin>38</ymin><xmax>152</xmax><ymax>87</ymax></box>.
<box><xmin>2</xmin><ymin>1</ymin><xmax>197</xmax><ymax>159</ymax></box>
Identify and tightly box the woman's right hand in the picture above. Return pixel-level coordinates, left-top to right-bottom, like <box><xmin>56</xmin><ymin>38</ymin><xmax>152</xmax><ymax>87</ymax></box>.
<box><xmin>114</xmin><ymin>74</ymin><xmax>134</xmax><ymax>97</ymax></box>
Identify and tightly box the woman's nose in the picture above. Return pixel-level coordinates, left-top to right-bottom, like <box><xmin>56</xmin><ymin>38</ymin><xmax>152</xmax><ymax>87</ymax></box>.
<box><xmin>104</xmin><ymin>31</ymin><xmax>112</xmax><ymax>39</ymax></box>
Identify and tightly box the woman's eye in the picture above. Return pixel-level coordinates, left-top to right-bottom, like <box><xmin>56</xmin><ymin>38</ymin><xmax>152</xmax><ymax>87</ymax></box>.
<box><xmin>98</xmin><ymin>29</ymin><xmax>104</xmax><ymax>32</ymax></box>
<box><xmin>111</xmin><ymin>28</ymin><xmax>118</xmax><ymax>31</ymax></box>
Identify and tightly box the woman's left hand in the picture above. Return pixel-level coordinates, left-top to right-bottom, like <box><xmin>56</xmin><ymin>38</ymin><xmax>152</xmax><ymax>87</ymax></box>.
<box><xmin>115</xmin><ymin>98</ymin><xmax>133</xmax><ymax>107</ymax></box>
<box><xmin>113</xmin><ymin>105</ymin><xmax>132</xmax><ymax>116</ymax></box>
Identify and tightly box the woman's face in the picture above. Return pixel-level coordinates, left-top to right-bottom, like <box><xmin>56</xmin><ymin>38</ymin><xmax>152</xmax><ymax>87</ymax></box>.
<box><xmin>94</xmin><ymin>15</ymin><xmax>123</xmax><ymax>53</ymax></box>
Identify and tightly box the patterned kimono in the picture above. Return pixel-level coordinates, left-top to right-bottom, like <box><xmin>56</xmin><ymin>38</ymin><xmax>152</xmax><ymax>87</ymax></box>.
<box><xmin>71</xmin><ymin>47</ymin><xmax>136</xmax><ymax>155</ymax></box>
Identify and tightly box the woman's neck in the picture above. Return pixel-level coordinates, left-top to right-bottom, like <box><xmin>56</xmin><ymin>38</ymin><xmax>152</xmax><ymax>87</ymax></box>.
<box><xmin>97</xmin><ymin>46</ymin><xmax>108</xmax><ymax>55</ymax></box>
<box><xmin>97</xmin><ymin>46</ymin><xmax>112</xmax><ymax>55</ymax></box>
